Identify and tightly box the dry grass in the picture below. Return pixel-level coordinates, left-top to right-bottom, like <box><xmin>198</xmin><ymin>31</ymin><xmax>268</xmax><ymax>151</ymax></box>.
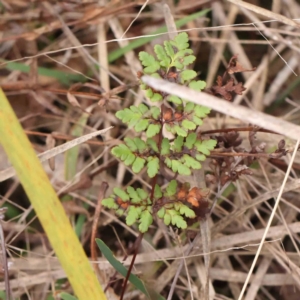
<box><xmin>1</xmin><ymin>0</ymin><xmax>300</xmax><ymax>299</ymax></box>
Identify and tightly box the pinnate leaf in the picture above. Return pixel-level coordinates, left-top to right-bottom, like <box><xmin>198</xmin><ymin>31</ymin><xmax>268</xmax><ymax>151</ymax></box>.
<box><xmin>146</xmin><ymin>124</ymin><xmax>161</xmax><ymax>138</ymax></box>
<box><xmin>127</xmin><ymin>186</ymin><xmax>141</xmax><ymax>203</ymax></box>
<box><xmin>194</xmin><ymin>105</ymin><xmax>210</xmax><ymax>118</ymax></box>
<box><xmin>157</xmin><ymin>207</ymin><xmax>165</xmax><ymax>218</ymax></box>
<box><xmin>185</xmin><ymin>133</ymin><xmax>197</xmax><ymax>149</ymax></box>
<box><xmin>147</xmin><ymin>138</ymin><xmax>159</xmax><ymax>152</ymax></box>
<box><xmin>164</xmin><ymin>41</ymin><xmax>175</xmax><ymax>58</ymax></box>
<box><xmin>139</xmin><ymin>210</ymin><xmax>153</xmax><ymax>233</ymax></box>
<box><xmin>147</xmin><ymin>157</ymin><xmax>159</xmax><ymax>178</ymax></box>
<box><xmin>174</xmin><ymin>32</ymin><xmax>189</xmax><ymax>50</ymax></box>
<box><xmin>180</xmin><ymin>205</ymin><xmax>196</xmax><ymax>218</ymax></box>
<box><xmin>135</xmin><ymin>119</ymin><xmax>149</xmax><ymax>132</ymax></box>
<box><xmin>132</xmin><ymin>157</ymin><xmax>146</xmax><ymax>173</ymax></box>
<box><xmin>113</xmin><ymin>188</ymin><xmax>129</xmax><ymax>201</ymax></box>
<box><xmin>154</xmin><ymin>44</ymin><xmax>171</xmax><ymax>67</ymax></box>
<box><xmin>150</xmin><ymin>93</ymin><xmax>163</xmax><ymax>102</ymax></box>
<box><xmin>126</xmin><ymin>206</ymin><xmax>141</xmax><ymax>226</ymax></box>
<box><xmin>164</xmin><ymin>213</ymin><xmax>171</xmax><ymax>226</ymax></box>
<box><xmin>139</xmin><ymin>52</ymin><xmax>160</xmax><ymax>73</ymax></box>
<box><xmin>161</xmin><ymin>138</ymin><xmax>171</xmax><ymax>155</ymax></box>
<box><xmin>189</xmin><ymin>80</ymin><xmax>206</xmax><ymax>91</ymax></box>
<box><xmin>154</xmin><ymin>185</ymin><xmax>162</xmax><ymax>198</ymax></box>
<box><xmin>171</xmin><ymin>214</ymin><xmax>187</xmax><ymax>229</ymax></box>
<box><xmin>177</xmin><ymin>163</ymin><xmax>191</xmax><ymax>175</ymax></box>
<box><xmin>174</xmin><ymin>125</ymin><xmax>187</xmax><ymax>137</ymax></box>
<box><xmin>183</xmin><ymin>154</ymin><xmax>201</xmax><ymax>169</ymax></box>
<box><xmin>168</xmin><ymin>95</ymin><xmax>182</xmax><ymax>105</ymax></box>
<box><xmin>165</xmin><ymin>180</ymin><xmax>177</xmax><ymax>196</ymax></box>
<box><xmin>173</xmin><ymin>136</ymin><xmax>184</xmax><ymax>152</ymax></box>
<box><xmin>137</xmin><ymin>188</ymin><xmax>148</xmax><ymax>200</ymax></box>
<box><xmin>195</xmin><ymin>139</ymin><xmax>217</xmax><ymax>155</ymax></box>
<box><xmin>180</xmin><ymin>70</ymin><xmax>197</xmax><ymax>82</ymax></box>
<box><xmin>182</xmin><ymin>119</ymin><xmax>196</xmax><ymax>130</ymax></box>
<box><xmin>102</xmin><ymin>198</ymin><xmax>118</xmax><ymax>209</ymax></box>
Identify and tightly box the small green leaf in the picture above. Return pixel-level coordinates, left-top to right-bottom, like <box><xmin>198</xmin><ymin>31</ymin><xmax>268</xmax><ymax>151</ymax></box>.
<box><xmin>135</xmin><ymin>119</ymin><xmax>149</xmax><ymax>132</ymax></box>
<box><xmin>145</xmin><ymin>88</ymin><xmax>154</xmax><ymax>98</ymax></box>
<box><xmin>177</xmin><ymin>163</ymin><xmax>191</xmax><ymax>175</ymax></box>
<box><xmin>182</xmin><ymin>55</ymin><xmax>196</xmax><ymax>66</ymax></box>
<box><xmin>168</xmin><ymin>95</ymin><xmax>182</xmax><ymax>105</ymax></box>
<box><xmin>127</xmin><ymin>186</ymin><xmax>141</xmax><ymax>203</ymax></box>
<box><xmin>147</xmin><ymin>138</ymin><xmax>159</xmax><ymax>152</ymax></box>
<box><xmin>173</xmin><ymin>60</ymin><xmax>183</xmax><ymax>69</ymax></box>
<box><xmin>174</xmin><ymin>32</ymin><xmax>189</xmax><ymax>50</ymax></box>
<box><xmin>139</xmin><ymin>210</ymin><xmax>153</xmax><ymax>233</ymax></box>
<box><xmin>164</xmin><ymin>41</ymin><xmax>175</xmax><ymax>58</ymax></box>
<box><xmin>183</xmin><ymin>154</ymin><xmax>201</xmax><ymax>169</ymax></box>
<box><xmin>146</xmin><ymin>124</ymin><xmax>161</xmax><ymax>138</ymax></box>
<box><xmin>102</xmin><ymin>198</ymin><xmax>118</xmax><ymax>209</ymax></box>
<box><xmin>116</xmin><ymin>209</ymin><xmax>125</xmax><ymax>216</ymax></box>
<box><xmin>180</xmin><ymin>70</ymin><xmax>197</xmax><ymax>82</ymax></box>
<box><xmin>173</xmin><ymin>136</ymin><xmax>184</xmax><ymax>152</ymax></box>
<box><xmin>195</xmin><ymin>153</ymin><xmax>206</xmax><ymax>161</ymax></box>
<box><xmin>192</xmin><ymin>116</ymin><xmax>203</xmax><ymax>126</ymax></box>
<box><xmin>126</xmin><ymin>206</ymin><xmax>141</xmax><ymax>226</ymax></box>
<box><xmin>155</xmin><ymin>44</ymin><xmax>171</xmax><ymax>67</ymax></box>
<box><xmin>171</xmin><ymin>214</ymin><xmax>187</xmax><ymax>229</ymax></box>
<box><xmin>157</xmin><ymin>207</ymin><xmax>165</xmax><ymax>218</ymax></box>
<box><xmin>134</xmin><ymin>138</ymin><xmax>147</xmax><ymax>152</ymax></box>
<box><xmin>174</xmin><ymin>125</ymin><xmax>187</xmax><ymax>137</ymax></box>
<box><xmin>150</xmin><ymin>93</ymin><xmax>163</xmax><ymax>102</ymax></box>
<box><xmin>139</xmin><ymin>52</ymin><xmax>160</xmax><ymax>73</ymax></box>
<box><xmin>164</xmin><ymin>157</ymin><xmax>172</xmax><ymax>168</ymax></box>
<box><xmin>189</xmin><ymin>80</ymin><xmax>206</xmax><ymax>91</ymax></box>
<box><xmin>113</xmin><ymin>188</ymin><xmax>129</xmax><ymax>201</ymax></box>
<box><xmin>194</xmin><ymin>105</ymin><xmax>210</xmax><ymax>118</ymax></box>
<box><xmin>164</xmin><ymin>213</ymin><xmax>171</xmax><ymax>226</ymax></box>
<box><xmin>185</xmin><ymin>132</ymin><xmax>197</xmax><ymax>149</ymax></box>
<box><xmin>151</xmin><ymin>106</ymin><xmax>161</xmax><ymax>119</ymax></box>
<box><xmin>124</xmin><ymin>137</ymin><xmax>138</xmax><ymax>152</ymax></box>
<box><xmin>154</xmin><ymin>184</ymin><xmax>162</xmax><ymax>198</ymax></box>
<box><xmin>171</xmin><ymin>160</ymin><xmax>180</xmax><ymax>173</ymax></box>
<box><xmin>184</xmin><ymin>102</ymin><xmax>195</xmax><ymax>113</ymax></box>
<box><xmin>195</xmin><ymin>139</ymin><xmax>217</xmax><ymax>155</ymax></box>
<box><xmin>137</xmin><ymin>188</ymin><xmax>148</xmax><ymax>200</ymax></box>
<box><xmin>161</xmin><ymin>138</ymin><xmax>171</xmax><ymax>155</ymax></box>
<box><xmin>147</xmin><ymin>157</ymin><xmax>159</xmax><ymax>178</ymax></box>
<box><xmin>138</xmin><ymin>103</ymin><xmax>149</xmax><ymax>114</ymax></box>
<box><xmin>179</xmin><ymin>205</ymin><xmax>196</xmax><ymax>218</ymax></box>
<box><xmin>124</xmin><ymin>153</ymin><xmax>135</xmax><ymax>166</ymax></box>
<box><xmin>182</xmin><ymin>119</ymin><xmax>196</xmax><ymax>130</ymax></box>
<box><xmin>166</xmin><ymin>180</ymin><xmax>177</xmax><ymax>196</ymax></box>
<box><xmin>132</xmin><ymin>157</ymin><xmax>146</xmax><ymax>173</ymax></box>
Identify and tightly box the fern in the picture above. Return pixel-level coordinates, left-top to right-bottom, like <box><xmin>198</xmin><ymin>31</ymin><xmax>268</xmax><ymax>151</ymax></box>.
<box><xmin>103</xmin><ymin>32</ymin><xmax>216</xmax><ymax>233</ymax></box>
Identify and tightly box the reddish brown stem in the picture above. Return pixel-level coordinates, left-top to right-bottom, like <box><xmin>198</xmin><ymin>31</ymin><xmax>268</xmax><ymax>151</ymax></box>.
<box><xmin>201</xmin><ymin>127</ymin><xmax>277</xmax><ymax>135</ymax></box>
<box><xmin>119</xmin><ymin>105</ymin><xmax>165</xmax><ymax>300</ymax></box>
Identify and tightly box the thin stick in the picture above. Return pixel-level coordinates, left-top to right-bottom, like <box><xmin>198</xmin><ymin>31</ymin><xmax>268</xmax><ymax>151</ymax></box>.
<box><xmin>90</xmin><ymin>182</ymin><xmax>109</xmax><ymax>281</ymax></box>
<box><xmin>237</xmin><ymin>139</ymin><xmax>300</xmax><ymax>300</ymax></box>
<box><xmin>0</xmin><ymin>208</ymin><xmax>12</xmax><ymax>299</ymax></box>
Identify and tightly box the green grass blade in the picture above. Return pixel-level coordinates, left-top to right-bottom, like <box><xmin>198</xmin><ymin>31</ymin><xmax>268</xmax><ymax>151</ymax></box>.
<box><xmin>108</xmin><ymin>9</ymin><xmax>210</xmax><ymax>63</ymax></box>
<box><xmin>59</xmin><ymin>293</ymin><xmax>78</xmax><ymax>300</ymax></box>
<box><xmin>0</xmin><ymin>89</ymin><xmax>106</xmax><ymax>300</ymax></box>
<box><xmin>0</xmin><ymin>59</ymin><xmax>87</xmax><ymax>85</ymax></box>
<box><xmin>96</xmin><ymin>239</ymin><xmax>166</xmax><ymax>300</ymax></box>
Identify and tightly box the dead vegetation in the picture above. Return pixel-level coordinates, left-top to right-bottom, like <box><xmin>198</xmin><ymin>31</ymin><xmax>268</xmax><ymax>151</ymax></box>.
<box><xmin>1</xmin><ymin>0</ymin><xmax>300</xmax><ymax>299</ymax></box>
